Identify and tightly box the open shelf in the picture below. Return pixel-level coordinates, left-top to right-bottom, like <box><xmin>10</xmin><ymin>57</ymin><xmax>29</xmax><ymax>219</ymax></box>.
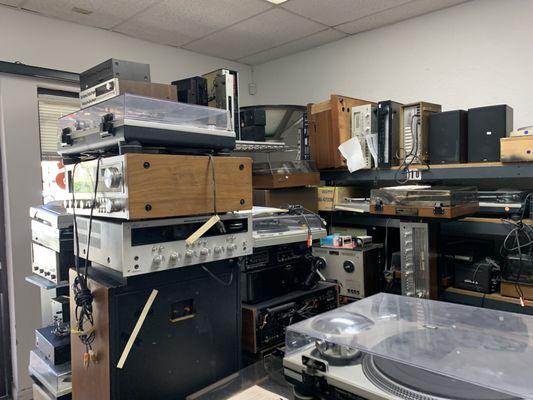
<box><xmin>321</xmin><ymin>162</ymin><xmax>533</xmax><ymax>186</ymax></box>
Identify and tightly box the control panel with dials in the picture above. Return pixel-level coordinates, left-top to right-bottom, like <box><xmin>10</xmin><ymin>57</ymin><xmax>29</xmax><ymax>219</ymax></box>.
<box><xmin>75</xmin><ymin>213</ymin><xmax>252</xmax><ymax>276</ymax></box>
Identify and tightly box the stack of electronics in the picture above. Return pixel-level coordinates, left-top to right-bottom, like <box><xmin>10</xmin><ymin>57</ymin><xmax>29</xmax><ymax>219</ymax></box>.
<box><xmin>235</xmin><ymin>105</ymin><xmax>320</xmax><ymax>211</ymax></box>
<box><xmin>308</xmin><ymin>93</ymin><xmax>514</xmax><ymax>171</ymax></box>
<box><xmin>28</xmin><ymin>204</ymin><xmax>75</xmax><ymax>400</ymax></box>
<box><xmin>283</xmin><ymin>293</ymin><xmax>533</xmax><ymax>400</ymax></box>
<box><xmin>241</xmin><ymin>207</ymin><xmax>338</xmax><ymax>358</ymax></box>
<box><xmin>312</xmin><ymin>235</ymin><xmax>383</xmax><ymax>301</ymax></box>
<box><xmin>55</xmin><ymin>59</ymin><xmax>255</xmax><ymax>400</ymax></box>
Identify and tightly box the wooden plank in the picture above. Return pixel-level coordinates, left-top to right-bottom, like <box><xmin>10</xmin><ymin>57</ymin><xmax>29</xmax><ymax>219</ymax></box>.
<box><xmin>117</xmin><ymin>289</ymin><xmax>159</xmax><ymax>369</ymax></box>
<box><xmin>126</xmin><ymin>154</ymin><xmax>252</xmax><ymax>219</ymax></box>
<box><xmin>446</xmin><ymin>286</ymin><xmax>533</xmax><ymax>307</ymax></box>
<box><xmin>70</xmin><ymin>269</ymin><xmax>111</xmax><ymax>400</ymax></box>
<box><xmin>309</xmin><ymin>99</ymin><xmax>332</xmax><ymax>114</ymax></box>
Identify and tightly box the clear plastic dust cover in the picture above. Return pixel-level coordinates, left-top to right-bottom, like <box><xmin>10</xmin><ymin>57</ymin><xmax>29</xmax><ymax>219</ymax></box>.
<box><xmin>59</xmin><ymin>93</ymin><xmax>232</xmax><ymax>135</ymax></box>
<box><xmin>285</xmin><ymin>293</ymin><xmax>533</xmax><ymax>399</ymax></box>
<box><xmin>370</xmin><ymin>185</ymin><xmax>478</xmax><ymax>207</ymax></box>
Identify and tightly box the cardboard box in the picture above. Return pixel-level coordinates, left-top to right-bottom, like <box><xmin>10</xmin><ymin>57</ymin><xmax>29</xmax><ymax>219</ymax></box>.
<box><xmin>253</xmin><ymin>187</ymin><xmax>318</xmax><ymax>211</ymax></box>
<box><xmin>318</xmin><ymin>186</ymin><xmax>363</xmax><ymax>211</ymax></box>
<box><xmin>501</xmin><ymin>136</ymin><xmax>533</xmax><ymax>162</ymax></box>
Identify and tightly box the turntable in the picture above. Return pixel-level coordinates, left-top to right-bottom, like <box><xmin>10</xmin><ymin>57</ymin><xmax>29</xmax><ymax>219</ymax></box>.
<box><xmin>283</xmin><ymin>293</ymin><xmax>532</xmax><ymax>400</ymax></box>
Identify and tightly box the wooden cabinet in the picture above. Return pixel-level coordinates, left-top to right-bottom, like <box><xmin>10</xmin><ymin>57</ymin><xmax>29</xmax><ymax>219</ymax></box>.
<box><xmin>307</xmin><ymin>95</ymin><xmax>372</xmax><ymax>169</ymax></box>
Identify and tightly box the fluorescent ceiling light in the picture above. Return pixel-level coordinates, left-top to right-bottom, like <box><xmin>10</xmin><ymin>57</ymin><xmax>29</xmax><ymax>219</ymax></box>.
<box><xmin>265</xmin><ymin>0</ymin><xmax>288</xmax><ymax>4</ymax></box>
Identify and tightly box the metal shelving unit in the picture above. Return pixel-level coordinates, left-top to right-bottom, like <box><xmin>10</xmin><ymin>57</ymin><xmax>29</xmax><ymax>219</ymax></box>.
<box><xmin>321</xmin><ymin>162</ymin><xmax>533</xmax><ymax>187</ymax></box>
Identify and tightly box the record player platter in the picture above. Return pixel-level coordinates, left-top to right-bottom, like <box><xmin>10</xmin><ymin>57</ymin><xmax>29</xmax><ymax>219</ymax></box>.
<box><xmin>362</xmin><ymin>354</ymin><xmax>518</xmax><ymax>400</ymax></box>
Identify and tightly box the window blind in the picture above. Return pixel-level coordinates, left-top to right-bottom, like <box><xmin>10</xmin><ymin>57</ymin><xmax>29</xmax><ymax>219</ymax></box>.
<box><xmin>38</xmin><ymin>94</ymin><xmax>79</xmax><ymax>160</ymax></box>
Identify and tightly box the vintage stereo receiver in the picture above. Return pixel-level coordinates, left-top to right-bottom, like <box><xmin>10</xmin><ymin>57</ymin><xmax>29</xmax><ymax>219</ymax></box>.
<box><xmin>377</xmin><ymin>100</ymin><xmax>402</xmax><ymax>167</ymax></box>
<box><xmin>312</xmin><ymin>245</ymin><xmax>382</xmax><ymax>299</ymax></box>
<box><xmin>31</xmin><ymin>242</ymin><xmax>73</xmax><ymax>284</ymax></box>
<box><xmin>80</xmin><ymin>79</ymin><xmax>177</xmax><ymax>108</ymax></box>
<box><xmin>64</xmin><ymin>154</ymin><xmax>252</xmax><ymax>220</ymax></box>
<box><xmin>370</xmin><ymin>185</ymin><xmax>479</xmax><ymax>219</ymax></box>
<box><xmin>399</xmin><ymin>102</ymin><xmax>441</xmax><ymax>164</ymax></box>
<box><xmin>241</xmin><ymin>242</ymin><xmax>313</xmax><ymax>304</ymax></box>
<box><xmin>75</xmin><ymin>213</ymin><xmax>252</xmax><ymax>277</ymax></box>
<box><xmin>351</xmin><ymin>104</ymin><xmax>377</xmax><ymax>169</ymax></box>
<box><xmin>80</xmin><ymin>58</ymin><xmax>150</xmax><ymax>91</ymax></box>
<box><xmin>30</xmin><ymin>204</ymin><xmax>76</xmax><ymax>283</ymax></box>
<box><xmin>453</xmin><ymin>259</ymin><xmax>499</xmax><ymax>294</ymax></box>
<box><xmin>58</xmin><ymin>94</ymin><xmax>236</xmax><ymax>157</ymax></box>
<box><xmin>284</xmin><ymin>293</ymin><xmax>531</xmax><ymax>400</ymax></box>
<box><xmin>242</xmin><ymin>282</ymin><xmax>337</xmax><ymax>354</ymax></box>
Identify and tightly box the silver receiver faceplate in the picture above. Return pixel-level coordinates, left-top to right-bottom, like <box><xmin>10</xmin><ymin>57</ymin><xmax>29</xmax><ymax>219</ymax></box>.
<box><xmin>75</xmin><ymin>213</ymin><xmax>252</xmax><ymax>276</ymax></box>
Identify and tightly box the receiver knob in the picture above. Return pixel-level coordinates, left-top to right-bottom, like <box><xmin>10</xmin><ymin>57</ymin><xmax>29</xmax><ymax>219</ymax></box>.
<box><xmin>199</xmin><ymin>248</ymin><xmax>209</xmax><ymax>257</ymax></box>
<box><xmin>103</xmin><ymin>167</ymin><xmax>122</xmax><ymax>189</ymax></box>
<box><xmin>185</xmin><ymin>250</ymin><xmax>194</xmax><ymax>259</ymax></box>
<box><xmin>169</xmin><ymin>252</ymin><xmax>179</xmax><ymax>264</ymax></box>
<box><xmin>226</xmin><ymin>244</ymin><xmax>237</xmax><ymax>252</ymax></box>
<box><xmin>152</xmin><ymin>255</ymin><xmax>164</xmax><ymax>267</ymax></box>
<box><xmin>213</xmin><ymin>246</ymin><xmax>223</xmax><ymax>255</ymax></box>
<box><xmin>343</xmin><ymin>260</ymin><xmax>355</xmax><ymax>273</ymax></box>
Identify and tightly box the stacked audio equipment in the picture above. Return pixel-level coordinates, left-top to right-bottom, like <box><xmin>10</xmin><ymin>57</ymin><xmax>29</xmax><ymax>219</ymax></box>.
<box><xmin>377</xmin><ymin>100</ymin><xmax>402</xmax><ymax>167</ymax></box>
<box><xmin>429</xmin><ymin>110</ymin><xmax>468</xmax><ymax>164</ymax></box>
<box><xmin>307</xmin><ymin>95</ymin><xmax>372</xmax><ymax>169</ymax></box>
<box><xmin>28</xmin><ymin>204</ymin><xmax>74</xmax><ymax>399</ymax></box>
<box><xmin>55</xmin><ymin>59</ymin><xmax>254</xmax><ymax>400</ymax></box>
<box><xmin>240</xmin><ymin>108</ymin><xmax>266</xmax><ymax>142</ymax></box>
<box><xmin>468</xmin><ymin>104</ymin><xmax>513</xmax><ymax>162</ymax></box>
<box><xmin>241</xmin><ymin>208</ymin><xmax>335</xmax><ymax>357</ymax></box>
<box><xmin>79</xmin><ymin>59</ymin><xmax>176</xmax><ymax>107</ymax></box>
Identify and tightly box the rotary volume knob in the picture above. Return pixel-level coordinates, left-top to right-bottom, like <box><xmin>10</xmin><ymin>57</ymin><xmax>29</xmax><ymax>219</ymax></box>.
<box><xmin>103</xmin><ymin>167</ymin><xmax>122</xmax><ymax>189</ymax></box>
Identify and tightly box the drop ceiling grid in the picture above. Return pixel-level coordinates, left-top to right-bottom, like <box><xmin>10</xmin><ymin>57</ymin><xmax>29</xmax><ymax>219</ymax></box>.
<box><xmin>0</xmin><ymin>0</ymin><xmax>470</xmax><ymax>64</ymax></box>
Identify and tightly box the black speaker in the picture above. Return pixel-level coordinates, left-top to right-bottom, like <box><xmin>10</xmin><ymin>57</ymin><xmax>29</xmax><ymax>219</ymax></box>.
<box><xmin>240</xmin><ymin>109</ymin><xmax>266</xmax><ymax>127</ymax></box>
<box><xmin>467</xmin><ymin>104</ymin><xmax>513</xmax><ymax>162</ymax></box>
<box><xmin>171</xmin><ymin>76</ymin><xmax>208</xmax><ymax>106</ymax></box>
<box><xmin>377</xmin><ymin>100</ymin><xmax>402</xmax><ymax>167</ymax></box>
<box><xmin>240</xmin><ymin>126</ymin><xmax>265</xmax><ymax>142</ymax></box>
<box><xmin>428</xmin><ymin>110</ymin><xmax>468</xmax><ymax>164</ymax></box>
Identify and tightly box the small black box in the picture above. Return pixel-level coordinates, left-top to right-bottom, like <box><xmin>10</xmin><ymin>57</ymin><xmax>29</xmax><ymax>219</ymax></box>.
<box><xmin>35</xmin><ymin>325</ymin><xmax>71</xmax><ymax>365</ymax></box>
<box><xmin>80</xmin><ymin>59</ymin><xmax>151</xmax><ymax>90</ymax></box>
<box><xmin>240</xmin><ymin>126</ymin><xmax>266</xmax><ymax>142</ymax></box>
<box><xmin>171</xmin><ymin>76</ymin><xmax>208</xmax><ymax>106</ymax></box>
<box><xmin>429</xmin><ymin>110</ymin><xmax>468</xmax><ymax>164</ymax></box>
<box><xmin>453</xmin><ymin>260</ymin><xmax>498</xmax><ymax>294</ymax></box>
<box><xmin>240</xmin><ymin>109</ymin><xmax>266</xmax><ymax>127</ymax></box>
<box><xmin>467</xmin><ymin>104</ymin><xmax>513</xmax><ymax>162</ymax></box>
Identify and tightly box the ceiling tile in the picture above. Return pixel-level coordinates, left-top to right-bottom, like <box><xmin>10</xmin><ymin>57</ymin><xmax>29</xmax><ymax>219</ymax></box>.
<box><xmin>0</xmin><ymin>0</ymin><xmax>24</xmax><ymax>6</ymax></box>
<box><xmin>239</xmin><ymin>28</ymin><xmax>347</xmax><ymax>65</ymax></box>
<box><xmin>22</xmin><ymin>0</ymin><xmax>159</xmax><ymax>29</ymax></box>
<box><xmin>281</xmin><ymin>0</ymin><xmax>411</xmax><ymax>27</ymax></box>
<box><xmin>114</xmin><ymin>0</ymin><xmax>272</xmax><ymax>47</ymax></box>
<box><xmin>337</xmin><ymin>0</ymin><xmax>468</xmax><ymax>34</ymax></box>
<box><xmin>183</xmin><ymin>8</ymin><xmax>325</xmax><ymax>60</ymax></box>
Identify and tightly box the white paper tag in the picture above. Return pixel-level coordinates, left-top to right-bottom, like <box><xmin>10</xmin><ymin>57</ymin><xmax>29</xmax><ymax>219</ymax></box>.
<box><xmin>406</xmin><ymin>168</ymin><xmax>422</xmax><ymax>181</ymax></box>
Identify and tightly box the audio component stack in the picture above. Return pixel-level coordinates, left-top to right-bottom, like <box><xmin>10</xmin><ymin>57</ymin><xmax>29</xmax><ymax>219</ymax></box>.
<box><xmin>51</xmin><ymin>58</ymin><xmax>254</xmax><ymax>400</ymax></box>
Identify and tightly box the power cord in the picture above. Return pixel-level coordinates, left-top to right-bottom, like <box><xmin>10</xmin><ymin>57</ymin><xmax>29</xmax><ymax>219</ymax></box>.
<box><xmin>71</xmin><ymin>156</ymin><xmax>101</xmax><ymax>366</ymax></box>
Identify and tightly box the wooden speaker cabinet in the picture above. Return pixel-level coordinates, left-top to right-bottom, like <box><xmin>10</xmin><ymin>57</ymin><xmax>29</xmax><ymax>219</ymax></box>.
<box><xmin>307</xmin><ymin>95</ymin><xmax>373</xmax><ymax>169</ymax></box>
<box><xmin>70</xmin><ymin>261</ymin><xmax>241</xmax><ymax>400</ymax></box>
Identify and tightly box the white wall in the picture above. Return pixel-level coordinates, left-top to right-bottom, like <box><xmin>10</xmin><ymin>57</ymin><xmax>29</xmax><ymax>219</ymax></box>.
<box><xmin>0</xmin><ymin>5</ymin><xmax>252</xmax><ymax>104</ymax></box>
<box><xmin>252</xmin><ymin>0</ymin><xmax>533</xmax><ymax>129</ymax></box>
